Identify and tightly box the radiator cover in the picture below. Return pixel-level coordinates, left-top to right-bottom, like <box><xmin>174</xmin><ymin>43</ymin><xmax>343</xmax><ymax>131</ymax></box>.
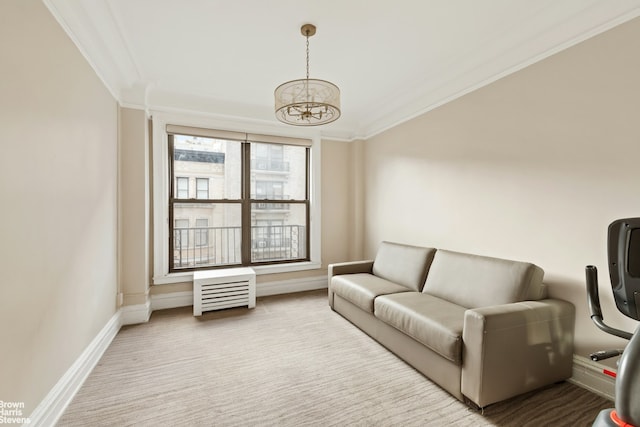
<box><xmin>193</xmin><ymin>267</ymin><xmax>256</xmax><ymax>316</ymax></box>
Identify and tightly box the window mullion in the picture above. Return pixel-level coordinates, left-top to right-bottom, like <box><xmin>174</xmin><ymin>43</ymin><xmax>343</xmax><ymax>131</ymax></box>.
<box><xmin>241</xmin><ymin>142</ymin><xmax>251</xmax><ymax>265</ymax></box>
<box><xmin>168</xmin><ymin>135</ymin><xmax>176</xmax><ymax>272</ymax></box>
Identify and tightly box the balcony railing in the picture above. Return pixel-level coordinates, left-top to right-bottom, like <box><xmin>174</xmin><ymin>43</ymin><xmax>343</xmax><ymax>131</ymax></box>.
<box><xmin>251</xmin><ymin>195</ymin><xmax>291</xmax><ymax>210</ymax></box>
<box><xmin>172</xmin><ymin>225</ymin><xmax>306</xmax><ymax>269</ymax></box>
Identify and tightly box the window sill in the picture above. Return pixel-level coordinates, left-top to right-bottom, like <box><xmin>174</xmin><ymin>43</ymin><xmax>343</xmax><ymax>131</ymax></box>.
<box><xmin>152</xmin><ymin>261</ymin><xmax>322</xmax><ymax>285</ymax></box>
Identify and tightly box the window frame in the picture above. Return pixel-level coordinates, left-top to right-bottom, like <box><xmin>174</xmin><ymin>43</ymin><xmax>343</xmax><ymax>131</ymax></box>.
<box><xmin>152</xmin><ymin>112</ymin><xmax>322</xmax><ymax>285</ymax></box>
<box><xmin>169</xmin><ymin>135</ymin><xmax>311</xmax><ymax>271</ymax></box>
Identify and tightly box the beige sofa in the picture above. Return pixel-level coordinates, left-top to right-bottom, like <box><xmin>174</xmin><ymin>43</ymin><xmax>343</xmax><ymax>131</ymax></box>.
<box><xmin>328</xmin><ymin>241</ymin><xmax>575</xmax><ymax>408</ymax></box>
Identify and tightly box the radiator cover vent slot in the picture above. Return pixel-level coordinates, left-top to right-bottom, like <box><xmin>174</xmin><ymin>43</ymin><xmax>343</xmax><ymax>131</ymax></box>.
<box><xmin>193</xmin><ymin>267</ymin><xmax>256</xmax><ymax>316</ymax></box>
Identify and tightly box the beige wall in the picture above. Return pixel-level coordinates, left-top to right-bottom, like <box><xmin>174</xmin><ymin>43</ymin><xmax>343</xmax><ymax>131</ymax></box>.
<box><xmin>320</xmin><ymin>139</ymin><xmax>358</xmax><ymax>268</ymax></box>
<box><xmin>0</xmin><ymin>0</ymin><xmax>118</xmax><ymax>415</ymax></box>
<box><xmin>363</xmin><ymin>17</ymin><xmax>640</xmax><ymax>356</ymax></box>
<box><xmin>119</xmin><ymin>108</ymin><xmax>150</xmax><ymax>306</ymax></box>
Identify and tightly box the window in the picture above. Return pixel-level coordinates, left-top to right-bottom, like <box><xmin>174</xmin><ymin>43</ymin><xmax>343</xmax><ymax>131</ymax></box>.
<box><xmin>176</xmin><ymin>177</ymin><xmax>189</xmax><ymax>199</ymax></box>
<box><xmin>253</xmin><ymin>143</ymin><xmax>286</xmax><ymax>171</ymax></box>
<box><xmin>253</xmin><ymin>220</ymin><xmax>291</xmax><ymax>261</ymax></box>
<box><xmin>167</xmin><ymin>129</ymin><xmax>310</xmax><ymax>272</ymax></box>
<box><xmin>196</xmin><ymin>178</ymin><xmax>209</xmax><ymax>199</ymax></box>
<box><xmin>255</xmin><ymin>181</ymin><xmax>284</xmax><ymax>199</ymax></box>
<box><xmin>175</xmin><ymin>219</ymin><xmax>189</xmax><ymax>247</ymax></box>
<box><xmin>255</xmin><ymin>181</ymin><xmax>285</xmax><ymax>209</ymax></box>
<box><xmin>195</xmin><ymin>218</ymin><xmax>209</xmax><ymax>247</ymax></box>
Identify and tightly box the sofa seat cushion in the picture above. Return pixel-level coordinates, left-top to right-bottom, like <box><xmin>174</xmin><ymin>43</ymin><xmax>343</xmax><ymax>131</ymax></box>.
<box><xmin>374</xmin><ymin>292</ymin><xmax>466</xmax><ymax>364</ymax></box>
<box><xmin>331</xmin><ymin>273</ymin><xmax>412</xmax><ymax>313</ymax></box>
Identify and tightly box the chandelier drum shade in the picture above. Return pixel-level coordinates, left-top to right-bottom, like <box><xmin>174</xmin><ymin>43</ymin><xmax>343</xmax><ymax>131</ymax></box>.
<box><xmin>275</xmin><ymin>24</ymin><xmax>341</xmax><ymax>126</ymax></box>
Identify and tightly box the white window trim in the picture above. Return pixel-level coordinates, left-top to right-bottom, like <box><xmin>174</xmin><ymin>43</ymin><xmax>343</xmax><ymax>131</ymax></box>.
<box><xmin>151</xmin><ymin>111</ymin><xmax>322</xmax><ymax>285</ymax></box>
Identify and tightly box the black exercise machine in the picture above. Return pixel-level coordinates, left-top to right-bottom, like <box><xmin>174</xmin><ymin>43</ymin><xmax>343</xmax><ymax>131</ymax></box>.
<box><xmin>586</xmin><ymin>217</ymin><xmax>640</xmax><ymax>427</ymax></box>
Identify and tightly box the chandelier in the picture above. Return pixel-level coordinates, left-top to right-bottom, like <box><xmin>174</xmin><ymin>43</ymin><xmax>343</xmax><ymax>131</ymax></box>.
<box><xmin>274</xmin><ymin>24</ymin><xmax>341</xmax><ymax>126</ymax></box>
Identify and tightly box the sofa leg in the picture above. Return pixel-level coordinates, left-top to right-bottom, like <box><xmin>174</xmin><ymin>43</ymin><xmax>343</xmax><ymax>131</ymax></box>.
<box><xmin>463</xmin><ymin>396</ymin><xmax>482</xmax><ymax>412</ymax></box>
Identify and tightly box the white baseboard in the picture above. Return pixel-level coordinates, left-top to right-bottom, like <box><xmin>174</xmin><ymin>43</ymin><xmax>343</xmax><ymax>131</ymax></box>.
<box><xmin>569</xmin><ymin>355</ymin><xmax>616</xmax><ymax>401</ymax></box>
<box><xmin>257</xmin><ymin>275</ymin><xmax>327</xmax><ymax>297</ymax></box>
<box><xmin>27</xmin><ymin>311</ymin><xmax>122</xmax><ymax>427</ymax></box>
<box><xmin>120</xmin><ymin>300</ymin><xmax>151</xmax><ymax>325</ymax></box>
<box><xmin>151</xmin><ymin>291</ymin><xmax>193</xmax><ymax>311</ymax></box>
<box><xmin>148</xmin><ymin>276</ymin><xmax>328</xmax><ymax>311</ymax></box>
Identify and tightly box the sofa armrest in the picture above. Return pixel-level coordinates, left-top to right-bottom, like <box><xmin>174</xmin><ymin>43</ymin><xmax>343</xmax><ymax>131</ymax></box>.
<box><xmin>461</xmin><ymin>299</ymin><xmax>575</xmax><ymax>408</ymax></box>
<box><xmin>328</xmin><ymin>260</ymin><xmax>374</xmax><ymax>308</ymax></box>
<box><xmin>329</xmin><ymin>260</ymin><xmax>375</xmax><ymax>277</ymax></box>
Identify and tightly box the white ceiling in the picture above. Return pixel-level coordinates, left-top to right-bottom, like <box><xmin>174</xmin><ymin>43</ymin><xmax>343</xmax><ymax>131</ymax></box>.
<box><xmin>44</xmin><ymin>0</ymin><xmax>640</xmax><ymax>140</ymax></box>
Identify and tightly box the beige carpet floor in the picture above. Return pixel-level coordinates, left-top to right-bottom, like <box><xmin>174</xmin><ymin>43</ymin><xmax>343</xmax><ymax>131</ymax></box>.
<box><xmin>57</xmin><ymin>290</ymin><xmax>612</xmax><ymax>426</ymax></box>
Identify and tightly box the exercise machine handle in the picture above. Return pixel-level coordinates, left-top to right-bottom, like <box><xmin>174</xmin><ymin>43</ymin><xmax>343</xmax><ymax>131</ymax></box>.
<box><xmin>586</xmin><ymin>265</ymin><xmax>633</xmax><ymax>340</ymax></box>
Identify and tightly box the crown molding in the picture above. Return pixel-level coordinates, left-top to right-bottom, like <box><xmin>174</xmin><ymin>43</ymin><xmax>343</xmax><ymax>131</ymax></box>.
<box><xmin>43</xmin><ymin>0</ymin><xmax>141</xmax><ymax>101</ymax></box>
<box><xmin>44</xmin><ymin>0</ymin><xmax>640</xmax><ymax>143</ymax></box>
<box><xmin>358</xmin><ymin>3</ymin><xmax>640</xmax><ymax>141</ymax></box>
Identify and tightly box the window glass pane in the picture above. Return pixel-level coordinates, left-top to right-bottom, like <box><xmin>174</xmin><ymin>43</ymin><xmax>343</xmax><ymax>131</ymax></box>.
<box><xmin>250</xmin><ymin>143</ymin><xmax>306</xmax><ymax>200</ymax></box>
<box><xmin>174</xmin><ymin>135</ymin><xmax>241</xmax><ymax>199</ymax></box>
<box><xmin>172</xmin><ymin>203</ymin><xmax>241</xmax><ymax>269</ymax></box>
<box><xmin>251</xmin><ymin>203</ymin><xmax>307</xmax><ymax>262</ymax></box>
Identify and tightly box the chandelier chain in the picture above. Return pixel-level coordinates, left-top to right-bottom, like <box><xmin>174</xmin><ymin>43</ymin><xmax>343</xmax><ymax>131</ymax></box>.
<box><xmin>305</xmin><ymin>33</ymin><xmax>310</xmax><ymax>80</ymax></box>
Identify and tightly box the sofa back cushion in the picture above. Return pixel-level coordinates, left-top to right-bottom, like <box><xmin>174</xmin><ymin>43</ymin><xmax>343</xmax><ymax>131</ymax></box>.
<box><xmin>422</xmin><ymin>250</ymin><xmax>545</xmax><ymax>308</ymax></box>
<box><xmin>372</xmin><ymin>241</ymin><xmax>436</xmax><ymax>291</ymax></box>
